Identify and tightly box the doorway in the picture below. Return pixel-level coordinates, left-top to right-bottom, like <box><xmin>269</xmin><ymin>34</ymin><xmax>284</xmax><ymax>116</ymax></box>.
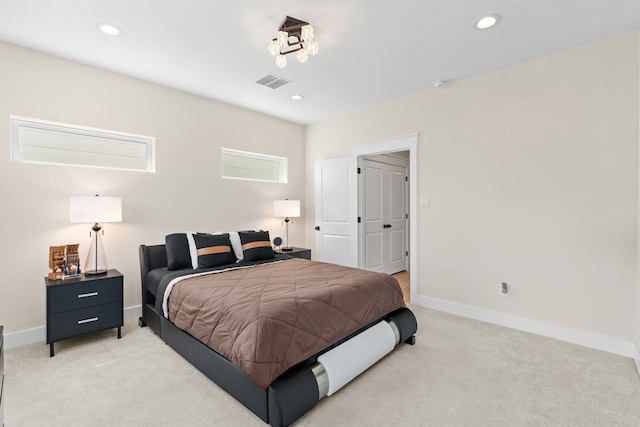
<box><xmin>354</xmin><ymin>135</ymin><xmax>417</xmax><ymax>303</ymax></box>
<box><xmin>314</xmin><ymin>135</ymin><xmax>418</xmax><ymax>302</ymax></box>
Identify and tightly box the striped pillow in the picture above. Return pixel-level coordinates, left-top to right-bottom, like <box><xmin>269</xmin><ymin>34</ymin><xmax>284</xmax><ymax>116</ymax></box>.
<box><xmin>238</xmin><ymin>231</ymin><xmax>275</xmax><ymax>262</ymax></box>
<box><xmin>193</xmin><ymin>233</ymin><xmax>235</xmax><ymax>268</ymax></box>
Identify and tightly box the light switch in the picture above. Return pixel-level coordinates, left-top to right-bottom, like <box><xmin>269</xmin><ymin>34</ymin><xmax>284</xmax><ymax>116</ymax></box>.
<box><xmin>420</xmin><ymin>196</ymin><xmax>430</xmax><ymax>207</ymax></box>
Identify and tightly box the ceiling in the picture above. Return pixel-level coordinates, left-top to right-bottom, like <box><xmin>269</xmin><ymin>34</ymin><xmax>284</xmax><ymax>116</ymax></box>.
<box><xmin>0</xmin><ymin>0</ymin><xmax>639</xmax><ymax>125</ymax></box>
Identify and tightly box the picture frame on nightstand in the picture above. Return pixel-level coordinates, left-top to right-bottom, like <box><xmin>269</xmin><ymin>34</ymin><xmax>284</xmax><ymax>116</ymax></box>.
<box><xmin>48</xmin><ymin>244</ymin><xmax>82</xmax><ymax>281</ymax></box>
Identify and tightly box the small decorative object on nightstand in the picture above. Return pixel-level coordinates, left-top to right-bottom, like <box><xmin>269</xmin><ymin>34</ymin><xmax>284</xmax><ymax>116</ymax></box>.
<box><xmin>272</xmin><ymin>235</ymin><xmax>283</xmax><ymax>251</ymax></box>
<box><xmin>0</xmin><ymin>325</ymin><xmax>4</xmax><ymax>427</ymax></box>
<box><xmin>275</xmin><ymin>247</ymin><xmax>311</xmax><ymax>260</ymax></box>
<box><xmin>45</xmin><ymin>269</ymin><xmax>123</xmax><ymax>357</ymax></box>
<box><xmin>48</xmin><ymin>243</ymin><xmax>81</xmax><ymax>281</ymax></box>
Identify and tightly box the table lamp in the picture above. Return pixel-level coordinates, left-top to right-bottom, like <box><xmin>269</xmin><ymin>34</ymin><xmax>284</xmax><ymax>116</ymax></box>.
<box><xmin>273</xmin><ymin>199</ymin><xmax>300</xmax><ymax>251</ymax></box>
<box><xmin>70</xmin><ymin>195</ymin><xmax>122</xmax><ymax>275</ymax></box>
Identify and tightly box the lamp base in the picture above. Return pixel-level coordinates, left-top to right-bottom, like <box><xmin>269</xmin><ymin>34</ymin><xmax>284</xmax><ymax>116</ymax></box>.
<box><xmin>84</xmin><ymin>228</ymin><xmax>109</xmax><ymax>275</ymax></box>
<box><xmin>281</xmin><ymin>247</ymin><xmax>294</xmax><ymax>252</ymax></box>
<box><xmin>84</xmin><ymin>269</ymin><xmax>108</xmax><ymax>275</ymax></box>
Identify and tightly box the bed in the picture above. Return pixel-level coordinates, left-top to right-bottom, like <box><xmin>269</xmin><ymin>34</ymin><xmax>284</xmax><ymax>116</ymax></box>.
<box><xmin>138</xmin><ymin>231</ymin><xmax>417</xmax><ymax>426</ymax></box>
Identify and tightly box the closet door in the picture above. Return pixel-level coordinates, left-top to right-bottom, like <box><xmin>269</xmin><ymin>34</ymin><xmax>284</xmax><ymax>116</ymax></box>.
<box><xmin>362</xmin><ymin>159</ymin><xmax>407</xmax><ymax>274</ymax></box>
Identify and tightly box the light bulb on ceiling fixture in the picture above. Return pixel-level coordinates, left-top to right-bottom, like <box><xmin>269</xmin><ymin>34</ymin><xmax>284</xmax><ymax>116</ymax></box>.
<box><xmin>301</xmin><ymin>24</ymin><xmax>314</xmax><ymax>42</ymax></box>
<box><xmin>297</xmin><ymin>48</ymin><xmax>309</xmax><ymax>63</ymax></box>
<box><xmin>275</xmin><ymin>54</ymin><xmax>287</xmax><ymax>69</ymax></box>
<box><xmin>277</xmin><ymin>30</ymin><xmax>288</xmax><ymax>47</ymax></box>
<box><xmin>307</xmin><ymin>39</ymin><xmax>319</xmax><ymax>56</ymax></box>
<box><xmin>268</xmin><ymin>40</ymin><xmax>279</xmax><ymax>56</ymax></box>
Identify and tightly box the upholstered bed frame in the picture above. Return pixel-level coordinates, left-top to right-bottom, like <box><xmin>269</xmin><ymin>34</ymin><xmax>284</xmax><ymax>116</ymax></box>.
<box><xmin>139</xmin><ymin>243</ymin><xmax>417</xmax><ymax>427</ymax></box>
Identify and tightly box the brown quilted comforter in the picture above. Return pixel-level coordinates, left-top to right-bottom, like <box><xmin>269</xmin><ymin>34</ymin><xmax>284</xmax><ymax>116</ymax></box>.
<box><xmin>167</xmin><ymin>258</ymin><xmax>405</xmax><ymax>389</ymax></box>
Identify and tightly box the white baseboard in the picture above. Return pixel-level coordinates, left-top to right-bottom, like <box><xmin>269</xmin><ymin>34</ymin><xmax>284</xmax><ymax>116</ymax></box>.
<box><xmin>634</xmin><ymin>342</ymin><xmax>640</xmax><ymax>377</ymax></box>
<box><xmin>4</xmin><ymin>305</ymin><xmax>142</xmax><ymax>350</ymax></box>
<box><xmin>413</xmin><ymin>295</ymin><xmax>636</xmax><ymax>359</ymax></box>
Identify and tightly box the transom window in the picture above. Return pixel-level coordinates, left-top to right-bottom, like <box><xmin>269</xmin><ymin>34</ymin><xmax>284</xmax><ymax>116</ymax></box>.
<box><xmin>10</xmin><ymin>116</ymin><xmax>155</xmax><ymax>172</ymax></box>
<box><xmin>221</xmin><ymin>148</ymin><xmax>287</xmax><ymax>183</ymax></box>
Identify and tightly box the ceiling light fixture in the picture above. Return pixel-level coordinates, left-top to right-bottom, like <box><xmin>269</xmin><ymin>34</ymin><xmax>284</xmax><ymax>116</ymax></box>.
<box><xmin>98</xmin><ymin>23</ymin><xmax>123</xmax><ymax>36</ymax></box>
<box><xmin>269</xmin><ymin>16</ymin><xmax>318</xmax><ymax>69</ymax></box>
<box><xmin>475</xmin><ymin>14</ymin><xmax>501</xmax><ymax>30</ymax></box>
<box><xmin>291</xmin><ymin>94</ymin><xmax>304</xmax><ymax>101</ymax></box>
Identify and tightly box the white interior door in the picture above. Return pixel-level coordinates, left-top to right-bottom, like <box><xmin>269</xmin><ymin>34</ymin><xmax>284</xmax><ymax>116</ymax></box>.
<box><xmin>386</xmin><ymin>163</ymin><xmax>408</xmax><ymax>274</ymax></box>
<box><xmin>362</xmin><ymin>158</ymin><xmax>408</xmax><ymax>274</ymax></box>
<box><xmin>314</xmin><ymin>157</ymin><xmax>358</xmax><ymax>267</ymax></box>
<box><xmin>362</xmin><ymin>162</ymin><xmax>384</xmax><ymax>270</ymax></box>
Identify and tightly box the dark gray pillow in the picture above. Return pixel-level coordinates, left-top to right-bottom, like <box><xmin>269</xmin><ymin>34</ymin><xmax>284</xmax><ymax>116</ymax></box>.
<box><xmin>238</xmin><ymin>231</ymin><xmax>275</xmax><ymax>262</ymax></box>
<box><xmin>165</xmin><ymin>233</ymin><xmax>192</xmax><ymax>270</ymax></box>
<box><xmin>193</xmin><ymin>233</ymin><xmax>235</xmax><ymax>268</ymax></box>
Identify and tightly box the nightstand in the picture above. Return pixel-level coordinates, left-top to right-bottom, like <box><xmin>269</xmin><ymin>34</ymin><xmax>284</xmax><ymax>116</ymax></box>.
<box><xmin>276</xmin><ymin>247</ymin><xmax>311</xmax><ymax>260</ymax></box>
<box><xmin>45</xmin><ymin>269</ymin><xmax>123</xmax><ymax>357</ymax></box>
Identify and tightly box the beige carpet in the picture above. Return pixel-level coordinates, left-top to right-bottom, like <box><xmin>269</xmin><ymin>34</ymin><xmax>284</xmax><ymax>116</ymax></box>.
<box><xmin>5</xmin><ymin>305</ymin><xmax>640</xmax><ymax>426</ymax></box>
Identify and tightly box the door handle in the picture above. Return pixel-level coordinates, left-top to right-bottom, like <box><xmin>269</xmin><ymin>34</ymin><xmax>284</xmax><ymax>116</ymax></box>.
<box><xmin>383</xmin><ymin>224</ymin><xmax>392</xmax><ymax>228</ymax></box>
<box><xmin>315</xmin><ymin>226</ymin><xmax>320</xmax><ymax>231</ymax></box>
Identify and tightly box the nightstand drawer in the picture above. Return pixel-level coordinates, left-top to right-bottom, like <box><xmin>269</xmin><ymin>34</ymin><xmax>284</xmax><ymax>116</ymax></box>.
<box><xmin>48</xmin><ymin>302</ymin><xmax>122</xmax><ymax>342</ymax></box>
<box><xmin>48</xmin><ymin>278</ymin><xmax>122</xmax><ymax>314</ymax></box>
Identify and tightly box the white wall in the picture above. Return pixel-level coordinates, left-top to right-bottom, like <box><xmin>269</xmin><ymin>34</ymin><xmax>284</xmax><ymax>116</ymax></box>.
<box><xmin>306</xmin><ymin>32</ymin><xmax>640</xmax><ymax>343</ymax></box>
<box><xmin>0</xmin><ymin>41</ymin><xmax>305</xmax><ymax>334</ymax></box>
<box><xmin>636</xmin><ymin>30</ymin><xmax>640</xmax><ymax>367</ymax></box>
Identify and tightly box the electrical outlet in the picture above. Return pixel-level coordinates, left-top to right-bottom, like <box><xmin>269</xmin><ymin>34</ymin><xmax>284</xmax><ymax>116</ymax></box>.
<box><xmin>501</xmin><ymin>282</ymin><xmax>509</xmax><ymax>296</ymax></box>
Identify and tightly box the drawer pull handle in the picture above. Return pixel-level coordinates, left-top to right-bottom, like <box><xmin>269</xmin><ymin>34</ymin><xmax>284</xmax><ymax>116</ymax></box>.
<box><xmin>78</xmin><ymin>292</ymin><xmax>99</xmax><ymax>298</ymax></box>
<box><xmin>78</xmin><ymin>317</ymin><xmax>99</xmax><ymax>325</ymax></box>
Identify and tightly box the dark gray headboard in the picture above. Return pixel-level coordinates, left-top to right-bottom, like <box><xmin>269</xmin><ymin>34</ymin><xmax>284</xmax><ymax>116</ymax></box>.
<box><xmin>138</xmin><ymin>244</ymin><xmax>167</xmax><ymax>291</ymax></box>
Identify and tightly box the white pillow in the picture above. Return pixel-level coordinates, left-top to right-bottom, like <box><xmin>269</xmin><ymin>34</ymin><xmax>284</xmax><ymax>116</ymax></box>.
<box><xmin>185</xmin><ymin>231</ymin><xmax>199</xmax><ymax>269</ymax></box>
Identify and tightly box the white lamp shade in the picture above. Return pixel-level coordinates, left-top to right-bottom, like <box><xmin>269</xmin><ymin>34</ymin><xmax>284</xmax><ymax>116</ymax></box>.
<box><xmin>70</xmin><ymin>196</ymin><xmax>122</xmax><ymax>223</ymax></box>
<box><xmin>273</xmin><ymin>200</ymin><xmax>300</xmax><ymax>218</ymax></box>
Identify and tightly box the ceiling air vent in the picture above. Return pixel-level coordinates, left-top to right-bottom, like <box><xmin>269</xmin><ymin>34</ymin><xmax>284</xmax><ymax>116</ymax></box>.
<box><xmin>255</xmin><ymin>73</ymin><xmax>291</xmax><ymax>89</ymax></box>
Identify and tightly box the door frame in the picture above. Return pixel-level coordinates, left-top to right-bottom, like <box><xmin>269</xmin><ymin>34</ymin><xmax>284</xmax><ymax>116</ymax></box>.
<box><xmin>353</xmin><ymin>134</ymin><xmax>418</xmax><ymax>302</ymax></box>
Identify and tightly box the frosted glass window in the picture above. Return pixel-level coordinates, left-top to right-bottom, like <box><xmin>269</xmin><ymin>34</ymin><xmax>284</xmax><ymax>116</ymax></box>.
<box><xmin>10</xmin><ymin>116</ymin><xmax>155</xmax><ymax>172</ymax></box>
<box><xmin>222</xmin><ymin>148</ymin><xmax>287</xmax><ymax>183</ymax></box>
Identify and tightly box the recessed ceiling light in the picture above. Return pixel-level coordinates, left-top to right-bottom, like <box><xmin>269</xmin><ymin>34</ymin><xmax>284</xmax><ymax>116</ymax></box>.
<box><xmin>291</xmin><ymin>94</ymin><xmax>304</xmax><ymax>101</ymax></box>
<box><xmin>98</xmin><ymin>23</ymin><xmax>123</xmax><ymax>36</ymax></box>
<box><xmin>475</xmin><ymin>14</ymin><xmax>501</xmax><ymax>30</ymax></box>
